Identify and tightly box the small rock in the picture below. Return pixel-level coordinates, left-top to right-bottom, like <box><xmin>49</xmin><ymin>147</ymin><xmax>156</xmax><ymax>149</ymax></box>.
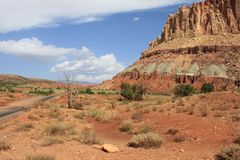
<box><xmin>179</xmin><ymin>149</ymin><xmax>184</xmax><ymax>153</ymax></box>
<box><xmin>102</xmin><ymin>144</ymin><xmax>120</xmax><ymax>153</ymax></box>
<box><xmin>93</xmin><ymin>144</ymin><xmax>103</xmax><ymax>149</ymax></box>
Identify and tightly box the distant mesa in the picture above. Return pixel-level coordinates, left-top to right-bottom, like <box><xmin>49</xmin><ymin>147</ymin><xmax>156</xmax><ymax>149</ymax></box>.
<box><xmin>98</xmin><ymin>0</ymin><xmax>240</xmax><ymax>92</ymax></box>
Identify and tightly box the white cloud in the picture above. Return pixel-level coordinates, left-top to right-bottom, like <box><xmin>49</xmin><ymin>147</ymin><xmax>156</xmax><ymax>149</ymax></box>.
<box><xmin>51</xmin><ymin>54</ymin><xmax>125</xmax><ymax>83</ymax></box>
<box><xmin>0</xmin><ymin>38</ymin><xmax>93</xmax><ymax>62</ymax></box>
<box><xmin>0</xmin><ymin>0</ymin><xmax>198</xmax><ymax>33</ymax></box>
<box><xmin>0</xmin><ymin>37</ymin><xmax>125</xmax><ymax>83</ymax></box>
<box><xmin>76</xmin><ymin>74</ymin><xmax>115</xmax><ymax>83</ymax></box>
<box><xmin>133</xmin><ymin>17</ymin><xmax>140</xmax><ymax>21</ymax></box>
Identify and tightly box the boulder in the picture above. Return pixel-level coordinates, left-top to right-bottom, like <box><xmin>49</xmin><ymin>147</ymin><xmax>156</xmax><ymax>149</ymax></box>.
<box><xmin>102</xmin><ymin>144</ymin><xmax>120</xmax><ymax>153</ymax></box>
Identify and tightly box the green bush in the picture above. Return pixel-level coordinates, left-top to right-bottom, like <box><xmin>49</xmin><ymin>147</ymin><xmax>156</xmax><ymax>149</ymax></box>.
<box><xmin>174</xmin><ymin>84</ymin><xmax>196</xmax><ymax>97</ymax></box>
<box><xmin>120</xmin><ymin>83</ymin><xmax>145</xmax><ymax>101</ymax></box>
<box><xmin>128</xmin><ymin>132</ymin><xmax>163</xmax><ymax>149</ymax></box>
<box><xmin>201</xmin><ymin>83</ymin><xmax>214</xmax><ymax>93</ymax></box>
<box><xmin>79</xmin><ymin>88</ymin><xmax>94</xmax><ymax>94</ymax></box>
<box><xmin>29</xmin><ymin>89</ymin><xmax>54</xmax><ymax>96</ymax></box>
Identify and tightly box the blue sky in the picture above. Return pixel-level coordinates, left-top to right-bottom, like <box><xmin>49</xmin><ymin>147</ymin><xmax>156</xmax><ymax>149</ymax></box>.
<box><xmin>0</xmin><ymin>0</ymin><xmax>197</xmax><ymax>83</ymax></box>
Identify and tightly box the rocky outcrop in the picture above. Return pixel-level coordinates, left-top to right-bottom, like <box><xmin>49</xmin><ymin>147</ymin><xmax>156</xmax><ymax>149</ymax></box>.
<box><xmin>149</xmin><ymin>0</ymin><xmax>240</xmax><ymax>50</ymax></box>
<box><xmin>142</xmin><ymin>45</ymin><xmax>240</xmax><ymax>59</ymax></box>
<box><xmin>98</xmin><ymin>0</ymin><xmax>240</xmax><ymax>92</ymax></box>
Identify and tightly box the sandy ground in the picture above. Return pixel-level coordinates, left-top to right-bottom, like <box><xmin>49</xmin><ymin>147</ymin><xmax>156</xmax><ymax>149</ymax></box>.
<box><xmin>0</xmin><ymin>91</ymin><xmax>239</xmax><ymax>160</ymax></box>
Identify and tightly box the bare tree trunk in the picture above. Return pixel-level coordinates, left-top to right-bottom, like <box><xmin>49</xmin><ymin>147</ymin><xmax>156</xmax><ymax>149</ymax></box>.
<box><xmin>64</xmin><ymin>72</ymin><xmax>75</xmax><ymax>109</ymax></box>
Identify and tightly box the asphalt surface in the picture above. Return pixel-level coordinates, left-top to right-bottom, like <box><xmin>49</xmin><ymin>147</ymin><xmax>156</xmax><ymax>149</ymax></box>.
<box><xmin>0</xmin><ymin>95</ymin><xmax>55</xmax><ymax>119</ymax></box>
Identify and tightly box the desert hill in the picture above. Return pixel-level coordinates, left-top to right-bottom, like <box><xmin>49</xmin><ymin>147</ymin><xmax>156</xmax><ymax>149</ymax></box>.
<box><xmin>0</xmin><ymin>74</ymin><xmax>56</xmax><ymax>85</ymax></box>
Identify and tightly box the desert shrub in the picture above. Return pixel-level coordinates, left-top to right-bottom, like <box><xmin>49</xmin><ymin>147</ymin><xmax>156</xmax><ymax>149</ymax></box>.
<box><xmin>215</xmin><ymin>144</ymin><xmax>240</xmax><ymax>160</ymax></box>
<box><xmin>44</xmin><ymin>122</ymin><xmax>75</xmax><ymax>136</ymax></box>
<box><xmin>25</xmin><ymin>154</ymin><xmax>55</xmax><ymax>160</ymax></box>
<box><xmin>232</xmin><ymin>115</ymin><xmax>240</xmax><ymax>122</ymax></box>
<box><xmin>41</xmin><ymin>136</ymin><xmax>63</xmax><ymax>146</ymax></box>
<box><xmin>97</xmin><ymin>90</ymin><xmax>107</xmax><ymax>95</ymax></box>
<box><xmin>57</xmin><ymin>115</ymin><xmax>65</xmax><ymax>121</ymax></box>
<box><xmin>166</xmin><ymin>128</ymin><xmax>179</xmax><ymax>135</ymax></box>
<box><xmin>72</xmin><ymin>102</ymin><xmax>83</xmax><ymax>110</ymax></box>
<box><xmin>48</xmin><ymin>107</ymin><xmax>61</xmax><ymax>118</ymax></box>
<box><xmin>79</xmin><ymin>88</ymin><xmax>94</xmax><ymax>94</ymax></box>
<box><xmin>89</xmin><ymin>108</ymin><xmax>116</xmax><ymax>123</ymax></box>
<box><xmin>29</xmin><ymin>89</ymin><xmax>54</xmax><ymax>96</ymax></box>
<box><xmin>141</xmin><ymin>108</ymin><xmax>151</xmax><ymax>114</ymax></box>
<box><xmin>212</xmin><ymin>104</ymin><xmax>231</xmax><ymax>111</ymax></box>
<box><xmin>128</xmin><ymin>132</ymin><xmax>163</xmax><ymax>149</ymax></box>
<box><xmin>187</xmin><ymin>106</ymin><xmax>195</xmax><ymax>115</ymax></box>
<box><xmin>131</xmin><ymin>110</ymin><xmax>143</xmax><ymax>122</ymax></box>
<box><xmin>76</xmin><ymin>130</ymin><xmax>100</xmax><ymax>145</ymax></box>
<box><xmin>120</xmin><ymin>83</ymin><xmax>145</xmax><ymax>101</ymax></box>
<box><xmin>73</xmin><ymin>111</ymin><xmax>85</xmax><ymax>119</ymax></box>
<box><xmin>16</xmin><ymin>123</ymin><xmax>33</xmax><ymax>132</ymax></box>
<box><xmin>152</xmin><ymin>106</ymin><xmax>157</xmax><ymax>111</ymax></box>
<box><xmin>28</xmin><ymin>115</ymin><xmax>39</xmax><ymax>121</ymax></box>
<box><xmin>8</xmin><ymin>94</ymin><xmax>14</xmax><ymax>98</ymax></box>
<box><xmin>174</xmin><ymin>135</ymin><xmax>186</xmax><ymax>143</ymax></box>
<box><xmin>0</xmin><ymin>140</ymin><xmax>11</xmax><ymax>151</ymax></box>
<box><xmin>199</xmin><ymin>106</ymin><xmax>208</xmax><ymax>117</ymax></box>
<box><xmin>201</xmin><ymin>83</ymin><xmax>214</xmax><ymax>93</ymax></box>
<box><xmin>125</xmin><ymin>106</ymin><xmax>131</xmax><ymax>112</ymax></box>
<box><xmin>138</xmin><ymin>123</ymin><xmax>153</xmax><ymax>134</ymax></box>
<box><xmin>176</xmin><ymin>106</ymin><xmax>189</xmax><ymax>113</ymax></box>
<box><xmin>234</xmin><ymin>136</ymin><xmax>240</xmax><ymax>145</ymax></box>
<box><xmin>233</xmin><ymin>105</ymin><xmax>239</xmax><ymax>109</ymax></box>
<box><xmin>174</xmin><ymin>84</ymin><xmax>196</xmax><ymax>97</ymax></box>
<box><xmin>159</xmin><ymin>107</ymin><xmax>165</xmax><ymax>112</ymax></box>
<box><xmin>132</xmin><ymin>103</ymin><xmax>144</xmax><ymax>110</ymax></box>
<box><xmin>119</xmin><ymin>120</ymin><xmax>134</xmax><ymax>133</ymax></box>
<box><xmin>214</xmin><ymin>111</ymin><xmax>225</xmax><ymax>117</ymax></box>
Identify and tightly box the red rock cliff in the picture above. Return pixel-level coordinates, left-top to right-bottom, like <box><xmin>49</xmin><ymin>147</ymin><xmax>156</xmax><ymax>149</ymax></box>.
<box><xmin>149</xmin><ymin>0</ymin><xmax>240</xmax><ymax>50</ymax></box>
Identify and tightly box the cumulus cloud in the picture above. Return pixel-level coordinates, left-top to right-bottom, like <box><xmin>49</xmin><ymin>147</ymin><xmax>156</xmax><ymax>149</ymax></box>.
<box><xmin>0</xmin><ymin>0</ymin><xmax>198</xmax><ymax>33</ymax></box>
<box><xmin>51</xmin><ymin>54</ymin><xmax>125</xmax><ymax>83</ymax></box>
<box><xmin>0</xmin><ymin>38</ymin><xmax>92</xmax><ymax>62</ymax></box>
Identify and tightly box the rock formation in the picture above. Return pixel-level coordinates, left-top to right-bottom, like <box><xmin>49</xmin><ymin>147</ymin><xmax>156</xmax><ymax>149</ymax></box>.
<box><xmin>98</xmin><ymin>0</ymin><xmax>240</xmax><ymax>93</ymax></box>
<box><xmin>149</xmin><ymin>0</ymin><xmax>240</xmax><ymax>49</ymax></box>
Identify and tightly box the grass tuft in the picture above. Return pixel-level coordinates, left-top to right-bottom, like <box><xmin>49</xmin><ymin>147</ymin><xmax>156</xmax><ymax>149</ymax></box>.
<box><xmin>128</xmin><ymin>132</ymin><xmax>163</xmax><ymax>149</ymax></box>
<box><xmin>26</xmin><ymin>154</ymin><xmax>55</xmax><ymax>160</ymax></box>
<box><xmin>16</xmin><ymin>123</ymin><xmax>34</xmax><ymax>132</ymax></box>
<box><xmin>44</xmin><ymin>122</ymin><xmax>75</xmax><ymax>136</ymax></box>
<box><xmin>41</xmin><ymin>136</ymin><xmax>63</xmax><ymax>146</ymax></box>
<box><xmin>75</xmin><ymin>129</ymin><xmax>100</xmax><ymax>145</ymax></box>
<box><xmin>119</xmin><ymin>120</ymin><xmax>134</xmax><ymax>133</ymax></box>
<box><xmin>215</xmin><ymin>144</ymin><xmax>240</xmax><ymax>160</ymax></box>
<box><xmin>0</xmin><ymin>140</ymin><xmax>11</xmax><ymax>151</ymax></box>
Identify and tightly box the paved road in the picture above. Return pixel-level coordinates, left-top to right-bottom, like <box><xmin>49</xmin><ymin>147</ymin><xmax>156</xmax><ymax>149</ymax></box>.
<box><xmin>0</xmin><ymin>95</ymin><xmax>55</xmax><ymax>120</ymax></box>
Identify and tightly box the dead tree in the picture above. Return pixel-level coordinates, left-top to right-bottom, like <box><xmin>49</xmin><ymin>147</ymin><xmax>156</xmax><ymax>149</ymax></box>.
<box><xmin>64</xmin><ymin>72</ymin><xmax>76</xmax><ymax>109</ymax></box>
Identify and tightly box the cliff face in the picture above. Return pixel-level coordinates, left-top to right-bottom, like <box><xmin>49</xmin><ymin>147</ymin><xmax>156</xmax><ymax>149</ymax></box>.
<box><xmin>149</xmin><ymin>0</ymin><xmax>240</xmax><ymax>50</ymax></box>
<box><xmin>98</xmin><ymin>0</ymin><xmax>240</xmax><ymax>92</ymax></box>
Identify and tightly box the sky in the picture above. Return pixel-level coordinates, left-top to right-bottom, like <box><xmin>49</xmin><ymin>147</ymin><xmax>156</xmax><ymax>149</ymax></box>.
<box><xmin>0</xmin><ymin>0</ymin><xmax>198</xmax><ymax>83</ymax></box>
